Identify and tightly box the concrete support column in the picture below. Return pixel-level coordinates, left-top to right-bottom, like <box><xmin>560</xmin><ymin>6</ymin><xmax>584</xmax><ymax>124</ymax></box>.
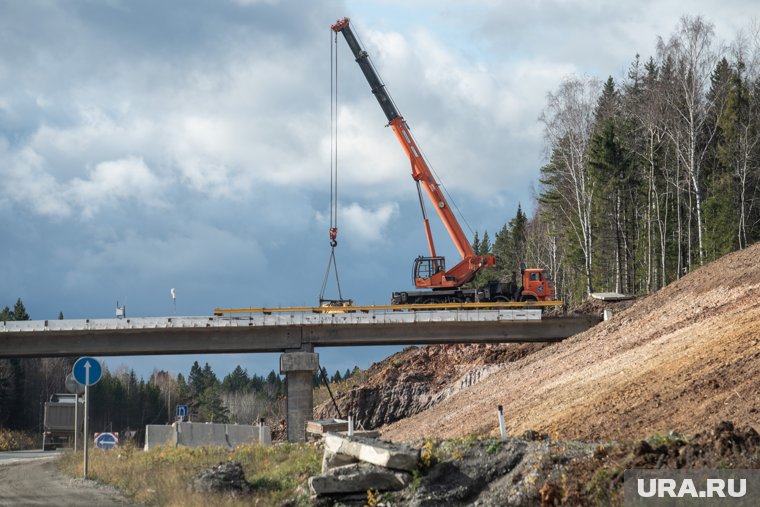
<box><xmin>280</xmin><ymin>351</ymin><xmax>319</xmax><ymax>442</ymax></box>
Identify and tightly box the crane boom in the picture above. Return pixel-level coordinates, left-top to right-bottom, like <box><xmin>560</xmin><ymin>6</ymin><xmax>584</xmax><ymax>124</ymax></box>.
<box><xmin>331</xmin><ymin>17</ymin><xmax>495</xmax><ymax>289</ymax></box>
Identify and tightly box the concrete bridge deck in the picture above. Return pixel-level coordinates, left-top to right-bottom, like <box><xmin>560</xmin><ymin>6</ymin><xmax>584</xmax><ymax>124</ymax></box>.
<box><xmin>0</xmin><ymin>309</ymin><xmax>599</xmax><ymax>358</ymax></box>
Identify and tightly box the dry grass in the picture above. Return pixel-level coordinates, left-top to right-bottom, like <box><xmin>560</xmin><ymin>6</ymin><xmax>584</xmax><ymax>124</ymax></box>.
<box><xmin>58</xmin><ymin>441</ymin><xmax>320</xmax><ymax>507</ymax></box>
<box><xmin>0</xmin><ymin>428</ymin><xmax>37</xmax><ymax>451</ymax></box>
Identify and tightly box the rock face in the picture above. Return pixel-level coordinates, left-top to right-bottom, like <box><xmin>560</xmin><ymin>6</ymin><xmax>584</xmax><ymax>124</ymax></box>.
<box><xmin>314</xmin><ymin>343</ymin><xmax>546</xmax><ymax>430</ymax></box>
<box><xmin>192</xmin><ymin>461</ymin><xmax>251</xmax><ymax>496</ymax></box>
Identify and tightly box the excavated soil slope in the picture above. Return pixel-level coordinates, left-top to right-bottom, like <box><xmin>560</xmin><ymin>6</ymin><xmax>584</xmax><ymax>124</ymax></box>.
<box><xmin>314</xmin><ymin>343</ymin><xmax>547</xmax><ymax>429</ymax></box>
<box><xmin>381</xmin><ymin>244</ymin><xmax>760</xmax><ymax>442</ymax></box>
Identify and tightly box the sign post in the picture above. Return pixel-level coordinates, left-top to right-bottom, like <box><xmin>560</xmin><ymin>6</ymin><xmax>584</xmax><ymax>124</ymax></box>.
<box><xmin>72</xmin><ymin>357</ymin><xmax>102</xmax><ymax>480</ymax></box>
<box><xmin>65</xmin><ymin>373</ymin><xmax>84</xmax><ymax>451</ymax></box>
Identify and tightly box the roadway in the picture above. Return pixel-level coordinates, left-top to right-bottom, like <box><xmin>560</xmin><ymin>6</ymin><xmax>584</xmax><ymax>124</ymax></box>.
<box><xmin>0</xmin><ymin>449</ymin><xmax>140</xmax><ymax>507</ymax></box>
<box><xmin>0</xmin><ymin>308</ymin><xmax>600</xmax><ymax>358</ymax></box>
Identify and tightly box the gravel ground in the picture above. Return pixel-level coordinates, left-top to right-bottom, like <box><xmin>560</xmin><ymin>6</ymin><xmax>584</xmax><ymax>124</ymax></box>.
<box><xmin>0</xmin><ymin>455</ymin><xmax>140</xmax><ymax>507</ymax></box>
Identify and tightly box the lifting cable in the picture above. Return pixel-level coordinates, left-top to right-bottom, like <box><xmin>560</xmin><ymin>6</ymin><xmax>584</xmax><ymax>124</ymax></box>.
<box><xmin>320</xmin><ymin>30</ymin><xmax>348</xmax><ymax>304</ymax></box>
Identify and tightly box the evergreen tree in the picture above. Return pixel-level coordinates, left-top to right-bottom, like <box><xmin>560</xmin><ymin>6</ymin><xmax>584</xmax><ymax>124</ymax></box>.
<box><xmin>188</xmin><ymin>361</ymin><xmax>218</xmax><ymax>397</ymax></box>
<box><xmin>222</xmin><ymin>365</ymin><xmax>250</xmax><ymax>393</ymax></box>
<box><xmin>250</xmin><ymin>373</ymin><xmax>264</xmax><ymax>392</ymax></box>
<box><xmin>58</xmin><ymin>311</ymin><xmax>64</xmax><ymax>320</ymax></box>
<box><xmin>264</xmin><ymin>370</ymin><xmax>283</xmax><ymax>398</ymax></box>
<box><xmin>471</xmin><ymin>231</ymin><xmax>480</xmax><ymax>256</ymax></box>
<box><xmin>480</xmin><ymin>231</ymin><xmax>491</xmax><ymax>255</ymax></box>
<box><xmin>509</xmin><ymin>204</ymin><xmax>528</xmax><ymax>267</ymax></box>
<box><xmin>197</xmin><ymin>386</ymin><xmax>229</xmax><ymax>423</ymax></box>
<box><xmin>705</xmin><ymin>57</ymin><xmax>744</xmax><ymax>259</ymax></box>
<box><xmin>588</xmin><ymin>76</ymin><xmax>637</xmax><ymax>292</ymax></box>
<box><xmin>13</xmin><ymin>298</ymin><xmax>30</xmax><ymax>321</ymax></box>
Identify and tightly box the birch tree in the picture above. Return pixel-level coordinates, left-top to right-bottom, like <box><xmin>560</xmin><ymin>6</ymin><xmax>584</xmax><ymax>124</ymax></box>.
<box><xmin>539</xmin><ymin>75</ymin><xmax>601</xmax><ymax>295</ymax></box>
<box><xmin>657</xmin><ymin>15</ymin><xmax>723</xmax><ymax>267</ymax></box>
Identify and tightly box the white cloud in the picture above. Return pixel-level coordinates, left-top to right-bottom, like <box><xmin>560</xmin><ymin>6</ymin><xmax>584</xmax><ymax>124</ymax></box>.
<box><xmin>69</xmin><ymin>157</ymin><xmax>165</xmax><ymax>219</ymax></box>
<box><xmin>0</xmin><ymin>144</ymin><xmax>72</xmax><ymax>218</ymax></box>
<box><xmin>339</xmin><ymin>201</ymin><xmax>399</xmax><ymax>244</ymax></box>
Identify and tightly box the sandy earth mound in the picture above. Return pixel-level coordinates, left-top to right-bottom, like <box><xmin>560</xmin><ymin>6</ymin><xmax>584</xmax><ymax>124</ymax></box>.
<box><xmin>380</xmin><ymin>243</ymin><xmax>760</xmax><ymax>442</ymax></box>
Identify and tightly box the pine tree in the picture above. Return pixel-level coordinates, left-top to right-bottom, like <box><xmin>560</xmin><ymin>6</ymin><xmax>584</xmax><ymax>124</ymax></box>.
<box><xmin>222</xmin><ymin>365</ymin><xmax>250</xmax><ymax>393</ymax></box>
<box><xmin>480</xmin><ymin>231</ymin><xmax>491</xmax><ymax>255</ymax></box>
<box><xmin>509</xmin><ymin>205</ymin><xmax>528</xmax><ymax>267</ymax></box>
<box><xmin>13</xmin><ymin>298</ymin><xmax>30</xmax><ymax>321</ymax></box>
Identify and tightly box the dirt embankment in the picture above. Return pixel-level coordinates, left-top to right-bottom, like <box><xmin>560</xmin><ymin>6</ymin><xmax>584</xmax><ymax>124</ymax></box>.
<box><xmin>314</xmin><ymin>343</ymin><xmax>547</xmax><ymax>428</ymax></box>
<box><xmin>380</xmin><ymin>244</ymin><xmax>760</xmax><ymax>442</ymax></box>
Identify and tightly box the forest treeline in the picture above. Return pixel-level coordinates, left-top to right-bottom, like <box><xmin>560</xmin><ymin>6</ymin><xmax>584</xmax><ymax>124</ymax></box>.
<box><xmin>475</xmin><ymin>16</ymin><xmax>760</xmax><ymax>302</ymax></box>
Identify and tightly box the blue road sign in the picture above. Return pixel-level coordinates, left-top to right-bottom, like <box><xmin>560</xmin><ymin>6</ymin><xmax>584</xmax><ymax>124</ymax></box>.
<box><xmin>94</xmin><ymin>432</ymin><xmax>118</xmax><ymax>449</ymax></box>
<box><xmin>72</xmin><ymin>357</ymin><xmax>102</xmax><ymax>386</ymax></box>
<box><xmin>176</xmin><ymin>404</ymin><xmax>188</xmax><ymax>418</ymax></box>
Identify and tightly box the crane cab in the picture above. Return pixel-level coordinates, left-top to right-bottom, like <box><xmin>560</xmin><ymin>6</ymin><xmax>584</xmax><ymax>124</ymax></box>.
<box><xmin>413</xmin><ymin>256</ymin><xmax>445</xmax><ymax>282</ymax></box>
<box><xmin>413</xmin><ymin>256</ymin><xmax>464</xmax><ymax>288</ymax></box>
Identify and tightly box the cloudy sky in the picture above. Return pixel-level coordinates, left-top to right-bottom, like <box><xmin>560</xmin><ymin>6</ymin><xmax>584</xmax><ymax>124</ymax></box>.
<box><xmin>1</xmin><ymin>0</ymin><xmax>753</xmax><ymax>379</ymax></box>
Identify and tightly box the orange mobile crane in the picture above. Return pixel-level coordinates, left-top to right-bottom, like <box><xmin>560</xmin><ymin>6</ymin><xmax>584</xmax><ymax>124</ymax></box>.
<box><xmin>332</xmin><ymin>18</ymin><xmax>556</xmax><ymax>304</ymax></box>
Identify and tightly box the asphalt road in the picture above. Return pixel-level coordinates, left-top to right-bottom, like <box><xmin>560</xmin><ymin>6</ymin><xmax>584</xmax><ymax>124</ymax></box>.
<box><xmin>0</xmin><ymin>450</ymin><xmax>138</xmax><ymax>507</ymax></box>
<box><xmin>0</xmin><ymin>449</ymin><xmax>60</xmax><ymax>464</ymax></box>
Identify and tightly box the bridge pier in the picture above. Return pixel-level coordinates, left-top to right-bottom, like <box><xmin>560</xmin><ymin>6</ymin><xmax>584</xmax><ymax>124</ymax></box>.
<box><xmin>280</xmin><ymin>351</ymin><xmax>319</xmax><ymax>442</ymax></box>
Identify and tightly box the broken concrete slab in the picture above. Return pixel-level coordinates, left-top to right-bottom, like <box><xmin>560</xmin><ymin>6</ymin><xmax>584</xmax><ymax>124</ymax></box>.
<box><xmin>590</xmin><ymin>292</ymin><xmax>634</xmax><ymax>301</ymax></box>
<box><xmin>309</xmin><ymin>463</ymin><xmax>412</xmax><ymax>496</ymax></box>
<box><xmin>323</xmin><ymin>433</ymin><xmax>419</xmax><ymax>472</ymax></box>
<box><xmin>321</xmin><ymin>449</ymin><xmax>360</xmax><ymax>473</ymax></box>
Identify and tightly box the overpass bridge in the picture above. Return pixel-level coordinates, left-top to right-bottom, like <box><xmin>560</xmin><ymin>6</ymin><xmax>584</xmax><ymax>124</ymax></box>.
<box><xmin>0</xmin><ymin>306</ymin><xmax>600</xmax><ymax>441</ymax></box>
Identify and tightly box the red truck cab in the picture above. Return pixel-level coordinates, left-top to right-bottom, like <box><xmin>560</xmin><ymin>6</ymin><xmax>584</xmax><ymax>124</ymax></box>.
<box><xmin>522</xmin><ymin>269</ymin><xmax>556</xmax><ymax>301</ymax></box>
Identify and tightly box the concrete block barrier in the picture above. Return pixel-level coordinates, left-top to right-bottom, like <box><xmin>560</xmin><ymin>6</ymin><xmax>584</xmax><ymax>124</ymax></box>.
<box><xmin>144</xmin><ymin>425</ymin><xmax>176</xmax><ymax>450</ymax></box>
<box><xmin>144</xmin><ymin>422</ymin><xmax>272</xmax><ymax>450</ymax></box>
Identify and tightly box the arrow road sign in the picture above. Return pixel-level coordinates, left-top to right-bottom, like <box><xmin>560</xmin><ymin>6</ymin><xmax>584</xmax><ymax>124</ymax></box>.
<box><xmin>176</xmin><ymin>404</ymin><xmax>188</xmax><ymax>419</ymax></box>
<box><xmin>72</xmin><ymin>357</ymin><xmax>102</xmax><ymax>386</ymax></box>
<box><xmin>94</xmin><ymin>432</ymin><xmax>119</xmax><ymax>450</ymax></box>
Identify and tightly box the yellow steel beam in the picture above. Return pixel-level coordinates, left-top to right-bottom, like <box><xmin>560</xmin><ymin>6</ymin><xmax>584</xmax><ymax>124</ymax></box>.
<box><xmin>213</xmin><ymin>300</ymin><xmax>564</xmax><ymax>316</ymax></box>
